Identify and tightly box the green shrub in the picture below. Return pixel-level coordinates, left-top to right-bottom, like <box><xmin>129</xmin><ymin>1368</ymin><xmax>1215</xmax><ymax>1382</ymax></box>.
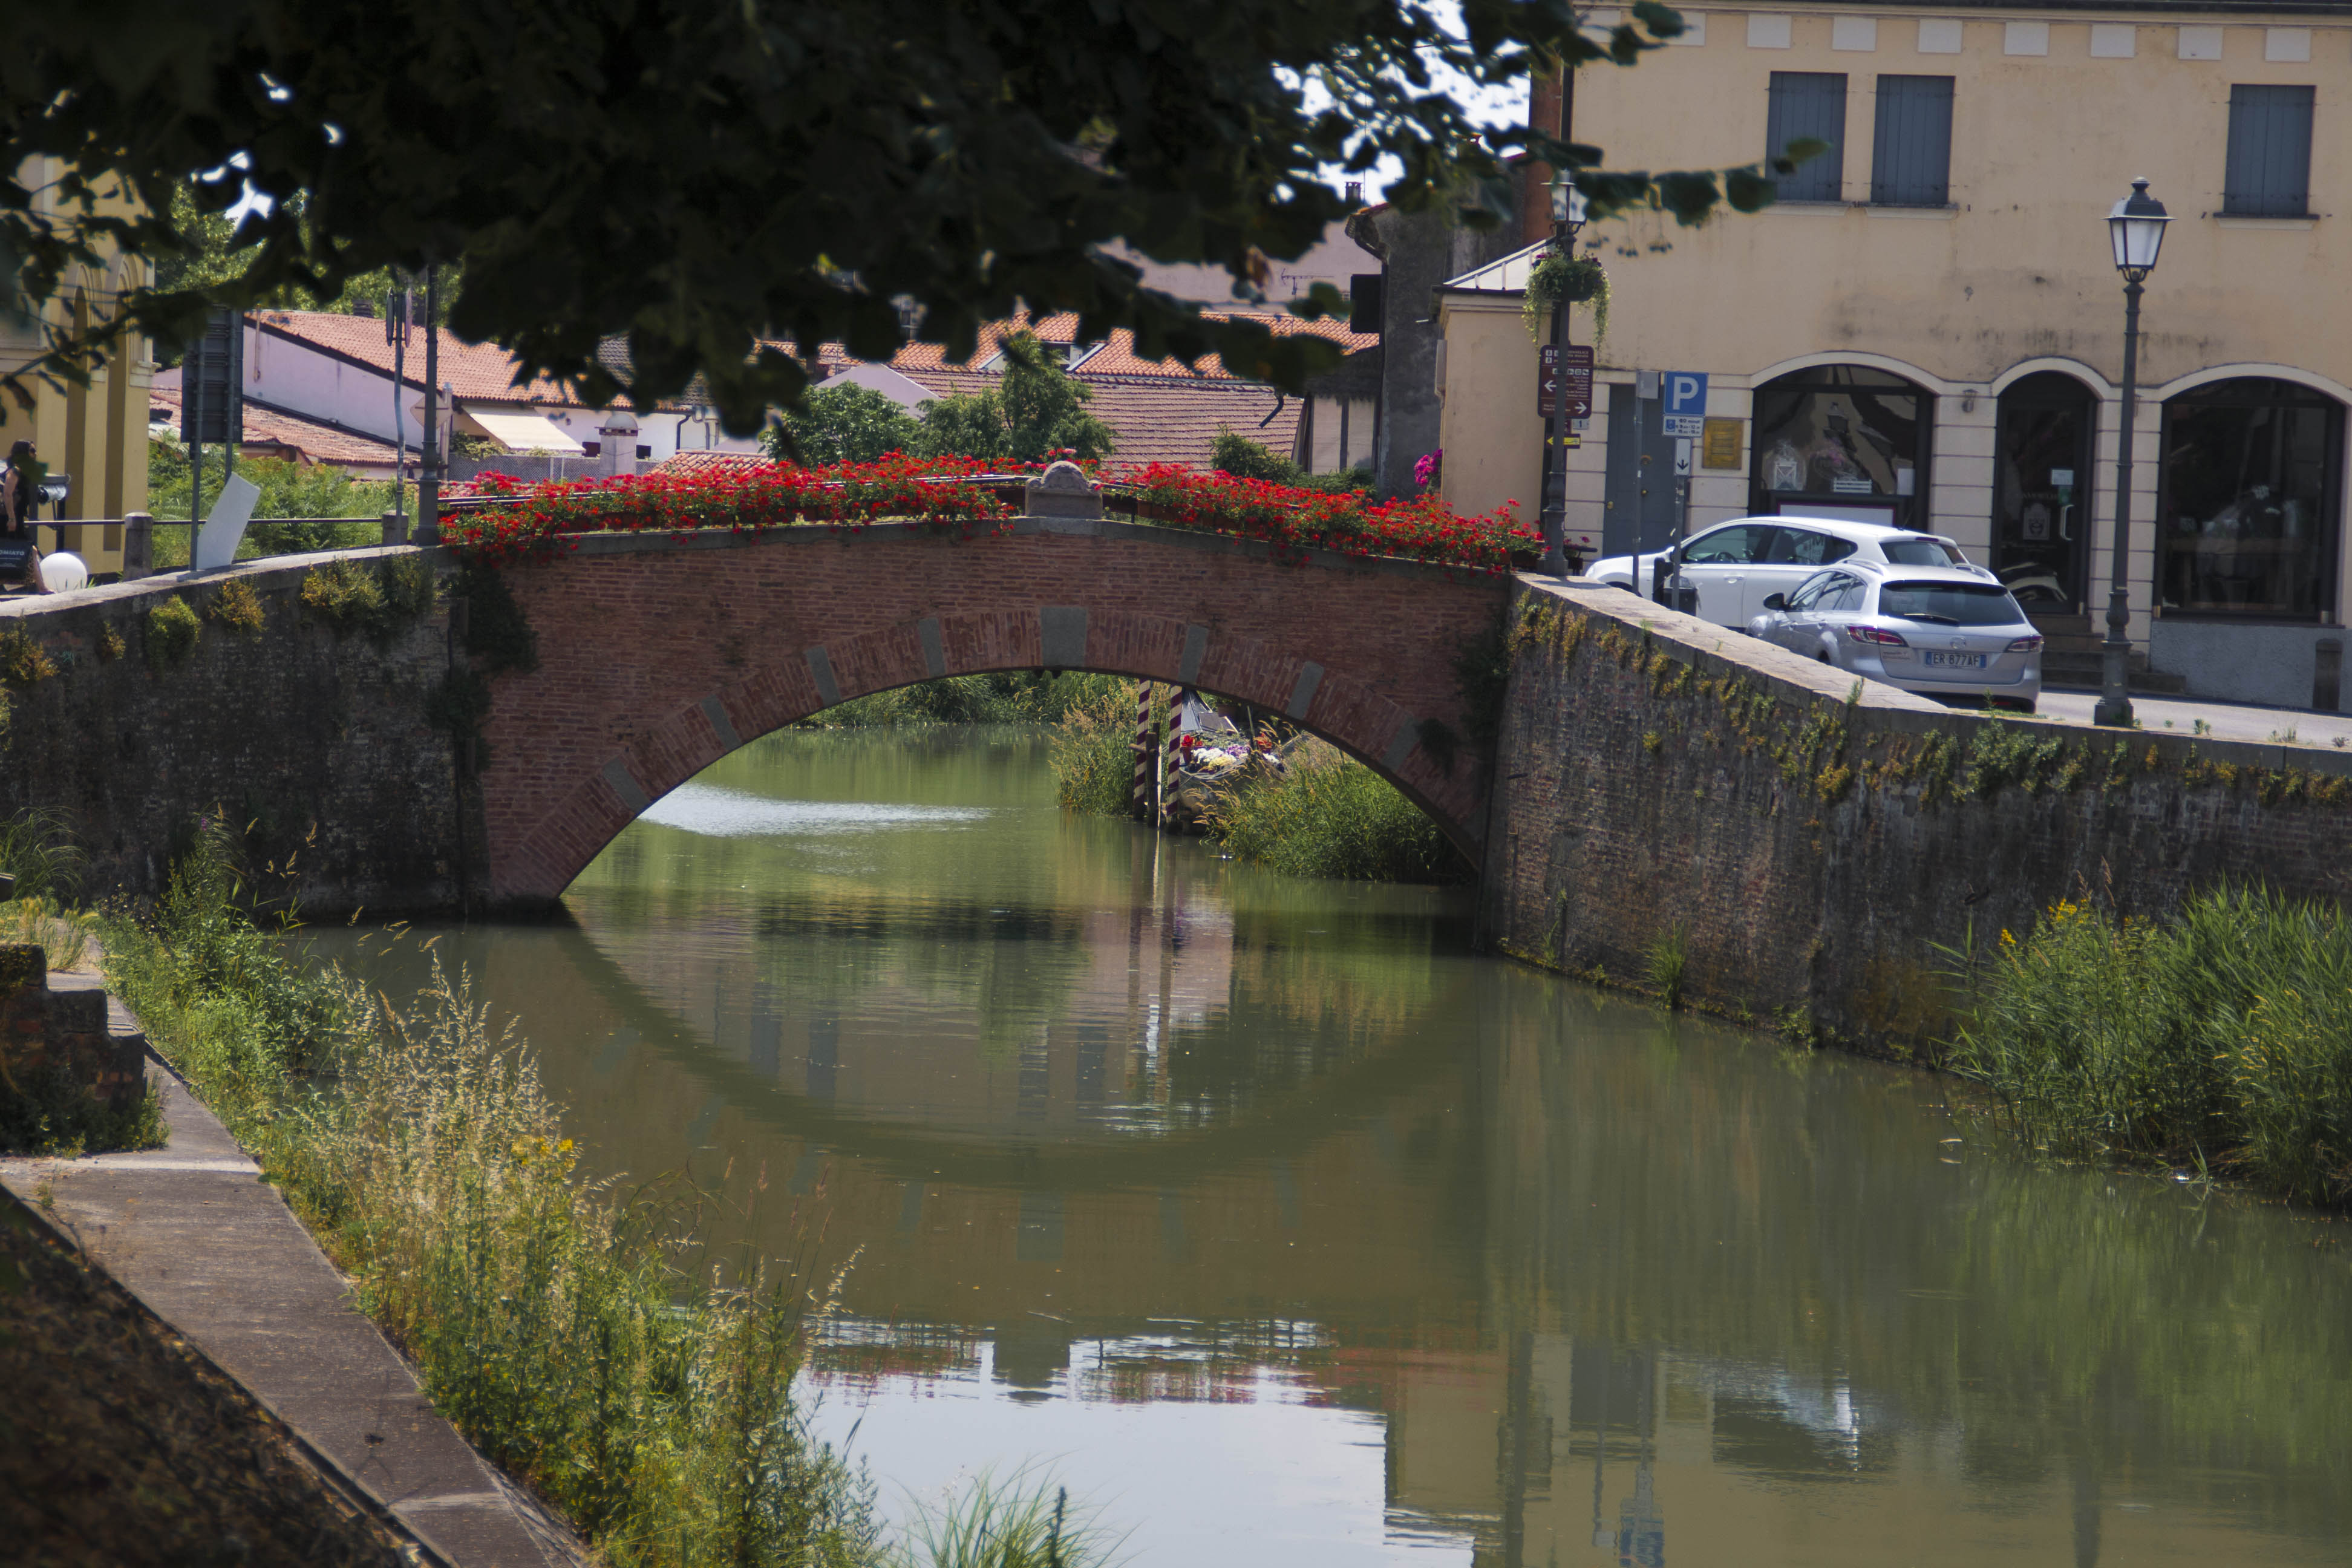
<box><xmin>1206</xmin><ymin>741</ymin><xmax>1466</xmax><ymax>884</ymax></box>
<box><xmin>1950</xmin><ymin>888</ymin><xmax>2352</xmax><ymax>1205</ymax></box>
<box><xmin>145</xmin><ymin>595</ymin><xmax>201</xmax><ymax>670</ymax></box>
<box><xmin>1646</xmin><ymin>923</ymin><xmax>1690</xmax><ymax>1010</ymax></box>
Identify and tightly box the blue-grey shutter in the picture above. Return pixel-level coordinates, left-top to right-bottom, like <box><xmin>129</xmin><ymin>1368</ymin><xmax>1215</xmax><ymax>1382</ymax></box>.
<box><xmin>1768</xmin><ymin>73</ymin><xmax>1847</xmax><ymax>203</ymax></box>
<box><xmin>2226</xmin><ymin>85</ymin><xmax>2314</xmax><ymax>217</ymax></box>
<box><xmin>1871</xmin><ymin>76</ymin><xmax>1954</xmax><ymax>207</ymax></box>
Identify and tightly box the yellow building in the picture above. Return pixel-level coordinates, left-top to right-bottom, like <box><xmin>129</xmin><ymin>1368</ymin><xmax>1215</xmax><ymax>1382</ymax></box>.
<box><xmin>0</xmin><ymin>155</ymin><xmax>151</xmax><ymax>578</ymax></box>
<box><xmin>1437</xmin><ymin>1</ymin><xmax>2350</xmax><ymax>706</ymax></box>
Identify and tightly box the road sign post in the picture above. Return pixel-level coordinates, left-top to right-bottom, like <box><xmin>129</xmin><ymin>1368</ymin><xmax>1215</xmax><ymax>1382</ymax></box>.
<box><xmin>1660</xmin><ymin>371</ymin><xmax>1707</xmax><ymax>439</ymax></box>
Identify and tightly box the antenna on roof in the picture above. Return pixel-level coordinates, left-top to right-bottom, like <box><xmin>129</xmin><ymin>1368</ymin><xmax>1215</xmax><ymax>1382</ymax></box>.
<box><xmin>1345</xmin><ymin>181</ymin><xmax>1363</xmax><ymax>206</ymax></box>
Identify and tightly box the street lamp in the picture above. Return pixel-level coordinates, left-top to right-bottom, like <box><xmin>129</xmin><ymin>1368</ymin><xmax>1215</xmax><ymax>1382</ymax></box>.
<box><xmin>1540</xmin><ymin>171</ymin><xmax>1589</xmax><ymax>577</ymax></box>
<box><xmin>2095</xmin><ymin>177</ymin><xmax>2170</xmax><ymax>728</ymax></box>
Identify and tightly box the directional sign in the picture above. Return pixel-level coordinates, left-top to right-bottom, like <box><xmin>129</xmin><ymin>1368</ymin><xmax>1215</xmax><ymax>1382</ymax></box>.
<box><xmin>1561</xmin><ymin>346</ymin><xmax>1593</xmax><ymax>419</ymax></box>
<box><xmin>1661</xmin><ymin>370</ymin><xmax>1707</xmax><ymax>437</ymax></box>
<box><xmin>1539</xmin><ymin>345</ymin><xmax>1596</xmax><ymax>420</ymax></box>
<box><xmin>1673</xmin><ymin>438</ymin><xmax>1693</xmax><ymax>478</ymax></box>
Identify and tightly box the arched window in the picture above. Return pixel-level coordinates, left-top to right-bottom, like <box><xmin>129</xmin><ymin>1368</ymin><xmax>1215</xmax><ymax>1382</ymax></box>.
<box><xmin>2157</xmin><ymin>379</ymin><xmax>2344</xmax><ymax>621</ymax></box>
<box><xmin>1749</xmin><ymin>365</ymin><xmax>1931</xmax><ymax>531</ymax></box>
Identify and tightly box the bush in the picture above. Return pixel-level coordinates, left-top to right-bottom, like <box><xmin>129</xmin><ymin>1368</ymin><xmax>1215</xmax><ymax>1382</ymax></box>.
<box><xmin>301</xmin><ymin>557</ymin><xmax>437</xmax><ymax>642</ymax></box>
<box><xmin>145</xmin><ymin>595</ymin><xmax>201</xmax><ymax>670</ymax></box>
<box><xmin>1950</xmin><ymin>888</ymin><xmax>2352</xmax><ymax>1206</ymax></box>
<box><xmin>0</xmin><ymin>626</ymin><xmax>57</xmax><ymax>689</ymax></box>
<box><xmin>1204</xmin><ymin>741</ymin><xmax>1466</xmax><ymax>884</ymax></box>
<box><xmin>1209</xmin><ymin>428</ymin><xmax>1370</xmax><ymax>496</ymax></box>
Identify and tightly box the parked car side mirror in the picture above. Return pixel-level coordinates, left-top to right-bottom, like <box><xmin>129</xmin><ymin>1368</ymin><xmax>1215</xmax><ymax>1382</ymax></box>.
<box><xmin>1762</xmin><ymin>592</ymin><xmax>1788</xmax><ymax>611</ymax></box>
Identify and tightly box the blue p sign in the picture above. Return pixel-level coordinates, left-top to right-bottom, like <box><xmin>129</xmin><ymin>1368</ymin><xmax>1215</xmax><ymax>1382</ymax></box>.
<box><xmin>1664</xmin><ymin>372</ymin><xmax>1709</xmax><ymax>417</ymax></box>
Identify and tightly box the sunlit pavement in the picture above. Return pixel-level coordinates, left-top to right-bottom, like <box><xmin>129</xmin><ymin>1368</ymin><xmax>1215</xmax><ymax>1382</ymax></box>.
<box><xmin>2034</xmin><ymin>687</ymin><xmax>2352</xmax><ymax>751</ymax></box>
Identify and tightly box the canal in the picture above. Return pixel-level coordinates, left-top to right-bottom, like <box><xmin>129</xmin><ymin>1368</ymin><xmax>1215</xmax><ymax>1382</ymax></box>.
<box><xmin>312</xmin><ymin>725</ymin><xmax>2352</xmax><ymax>1567</ymax></box>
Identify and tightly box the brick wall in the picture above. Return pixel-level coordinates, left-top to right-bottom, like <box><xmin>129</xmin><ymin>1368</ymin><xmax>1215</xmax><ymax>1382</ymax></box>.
<box><xmin>1482</xmin><ymin>579</ymin><xmax>2352</xmax><ymax>1050</ymax></box>
<box><xmin>0</xmin><ymin>550</ymin><xmax>461</xmax><ymax>915</ymax></box>
<box><xmin>0</xmin><ymin>945</ymin><xmax>146</xmax><ymax>1114</ymax></box>
<box><xmin>483</xmin><ymin>520</ymin><xmax>1509</xmax><ymax>909</ymax></box>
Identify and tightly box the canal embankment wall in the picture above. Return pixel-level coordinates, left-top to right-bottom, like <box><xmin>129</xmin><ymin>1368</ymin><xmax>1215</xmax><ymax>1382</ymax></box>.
<box><xmin>0</xmin><ymin>547</ymin><xmax>465</xmax><ymax>913</ymax></box>
<box><xmin>1481</xmin><ymin>577</ymin><xmax>2352</xmax><ymax>1052</ymax></box>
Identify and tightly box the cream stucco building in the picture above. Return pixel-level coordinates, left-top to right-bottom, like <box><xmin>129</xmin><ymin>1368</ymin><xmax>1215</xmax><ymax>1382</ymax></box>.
<box><xmin>0</xmin><ymin>157</ymin><xmax>152</xmax><ymax>578</ymax></box>
<box><xmin>1438</xmin><ymin>0</ymin><xmax>2351</xmax><ymax>705</ymax></box>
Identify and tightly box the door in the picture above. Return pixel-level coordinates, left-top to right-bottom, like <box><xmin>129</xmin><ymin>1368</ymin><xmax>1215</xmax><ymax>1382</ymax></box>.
<box><xmin>1604</xmin><ymin>391</ymin><xmax>1681</xmax><ymax>560</ymax></box>
<box><xmin>1994</xmin><ymin>373</ymin><xmax>2096</xmax><ymax>614</ymax></box>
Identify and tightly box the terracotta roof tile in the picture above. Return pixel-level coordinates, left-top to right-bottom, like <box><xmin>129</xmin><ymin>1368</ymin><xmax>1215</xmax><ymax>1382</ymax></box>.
<box><xmin>149</xmin><ymin>382</ymin><xmax>400</xmax><ymax>469</ymax></box>
<box><xmin>250</xmin><ymin>310</ymin><xmax>578</xmax><ymax>404</ymax></box>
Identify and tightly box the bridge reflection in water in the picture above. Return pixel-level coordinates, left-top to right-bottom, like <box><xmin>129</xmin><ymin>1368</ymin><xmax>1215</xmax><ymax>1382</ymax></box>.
<box><xmin>312</xmin><ymin>727</ymin><xmax>2352</xmax><ymax>1568</ymax></box>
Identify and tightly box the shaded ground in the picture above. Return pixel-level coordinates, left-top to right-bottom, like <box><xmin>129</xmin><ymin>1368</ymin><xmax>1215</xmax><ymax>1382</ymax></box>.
<box><xmin>0</xmin><ymin>1191</ymin><xmax>416</xmax><ymax>1568</ymax></box>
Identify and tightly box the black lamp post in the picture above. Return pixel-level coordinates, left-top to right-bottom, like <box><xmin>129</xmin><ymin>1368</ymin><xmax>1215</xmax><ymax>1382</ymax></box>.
<box><xmin>2096</xmin><ymin>177</ymin><xmax>2171</xmax><ymax>728</ymax></box>
<box><xmin>1539</xmin><ymin>171</ymin><xmax>1589</xmax><ymax>577</ymax></box>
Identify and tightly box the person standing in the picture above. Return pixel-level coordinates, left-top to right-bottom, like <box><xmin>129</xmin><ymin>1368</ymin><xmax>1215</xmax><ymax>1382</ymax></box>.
<box><xmin>1</xmin><ymin>440</ymin><xmax>53</xmax><ymax>592</ymax></box>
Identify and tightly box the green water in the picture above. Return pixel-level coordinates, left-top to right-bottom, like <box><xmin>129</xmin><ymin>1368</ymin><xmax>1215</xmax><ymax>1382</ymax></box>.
<box><xmin>310</xmin><ymin>726</ymin><xmax>2352</xmax><ymax>1567</ymax></box>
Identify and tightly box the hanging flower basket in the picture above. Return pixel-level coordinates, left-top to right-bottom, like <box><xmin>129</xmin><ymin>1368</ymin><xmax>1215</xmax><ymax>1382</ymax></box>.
<box><xmin>1522</xmin><ymin>250</ymin><xmax>1610</xmax><ymax>343</ymax></box>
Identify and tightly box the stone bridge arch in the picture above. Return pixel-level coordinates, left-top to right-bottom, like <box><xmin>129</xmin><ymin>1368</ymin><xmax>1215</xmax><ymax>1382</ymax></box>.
<box><xmin>480</xmin><ymin>519</ymin><xmax>1509</xmax><ymax>911</ymax></box>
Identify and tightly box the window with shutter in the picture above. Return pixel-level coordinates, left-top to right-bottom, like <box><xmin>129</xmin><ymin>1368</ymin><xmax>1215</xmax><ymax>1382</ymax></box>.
<box><xmin>1766</xmin><ymin>73</ymin><xmax>1847</xmax><ymax>203</ymax></box>
<box><xmin>1870</xmin><ymin>76</ymin><xmax>1954</xmax><ymax>207</ymax></box>
<box><xmin>2224</xmin><ymin>85</ymin><xmax>2314</xmax><ymax>217</ymax></box>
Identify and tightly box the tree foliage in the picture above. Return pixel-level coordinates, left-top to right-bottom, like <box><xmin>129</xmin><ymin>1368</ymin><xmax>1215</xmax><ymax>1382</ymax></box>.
<box><xmin>5</xmin><ymin>1</ymin><xmax>1780</xmax><ymax>430</ymax></box>
<box><xmin>762</xmin><ymin>383</ymin><xmax>923</xmax><ymax>466</ymax></box>
<box><xmin>913</xmin><ymin>334</ymin><xmax>1116</xmax><ymax>465</ymax></box>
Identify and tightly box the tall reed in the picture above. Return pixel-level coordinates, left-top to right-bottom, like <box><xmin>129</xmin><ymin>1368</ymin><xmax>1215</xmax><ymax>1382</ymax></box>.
<box><xmin>104</xmin><ymin>826</ymin><xmax>883</xmax><ymax>1567</ymax></box>
<box><xmin>1047</xmin><ymin>681</ymin><xmax>1148</xmax><ymax>818</ymax></box>
<box><xmin>1204</xmin><ymin>742</ymin><xmax>1466</xmax><ymax>885</ymax></box>
<box><xmin>1950</xmin><ymin>888</ymin><xmax>2352</xmax><ymax>1205</ymax></box>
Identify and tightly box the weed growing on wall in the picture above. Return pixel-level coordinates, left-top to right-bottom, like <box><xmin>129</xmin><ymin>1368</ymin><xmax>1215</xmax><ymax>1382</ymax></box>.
<box><xmin>299</xmin><ymin>558</ymin><xmax>436</xmax><ymax>642</ymax></box>
<box><xmin>144</xmin><ymin>595</ymin><xmax>201</xmax><ymax>671</ymax></box>
<box><xmin>97</xmin><ymin>624</ymin><xmax>125</xmax><ymax>662</ymax></box>
<box><xmin>1646</xmin><ymin>924</ymin><xmax>1690</xmax><ymax>1009</ymax></box>
<box><xmin>210</xmin><ymin>578</ymin><xmax>266</xmax><ymax>637</ymax></box>
<box><xmin>0</xmin><ymin>626</ymin><xmax>56</xmax><ymax>693</ymax></box>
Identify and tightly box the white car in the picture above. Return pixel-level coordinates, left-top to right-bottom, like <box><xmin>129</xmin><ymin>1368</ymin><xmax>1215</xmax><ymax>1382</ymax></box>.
<box><xmin>1586</xmin><ymin>515</ymin><xmax>1994</xmax><ymax>632</ymax></box>
<box><xmin>1747</xmin><ymin>560</ymin><xmax>2043</xmax><ymax>710</ymax></box>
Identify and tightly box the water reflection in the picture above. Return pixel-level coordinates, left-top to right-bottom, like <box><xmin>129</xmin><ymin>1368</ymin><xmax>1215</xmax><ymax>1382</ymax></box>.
<box><xmin>310</xmin><ymin>727</ymin><xmax>2352</xmax><ymax>1567</ymax></box>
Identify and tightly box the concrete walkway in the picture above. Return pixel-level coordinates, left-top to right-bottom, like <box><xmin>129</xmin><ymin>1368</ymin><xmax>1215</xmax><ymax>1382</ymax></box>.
<box><xmin>2037</xmin><ymin>686</ymin><xmax>2352</xmax><ymax>751</ymax></box>
<box><xmin>0</xmin><ymin>977</ymin><xmax>586</xmax><ymax>1568</ymax></box>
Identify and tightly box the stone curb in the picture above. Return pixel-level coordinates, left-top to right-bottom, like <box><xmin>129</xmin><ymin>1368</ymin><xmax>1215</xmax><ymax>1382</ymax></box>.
<box><xmin>0</xmin><ymin>964</ymin><xmax>588</xmax><ymax>1568</ymax></box>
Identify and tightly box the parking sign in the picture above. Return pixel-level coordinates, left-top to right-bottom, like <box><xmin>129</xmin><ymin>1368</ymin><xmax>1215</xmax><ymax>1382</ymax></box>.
<box><xmin>1661</xmin><ymin>371</ymin><xmax>1707</xmax><ymax>437</ymax></box>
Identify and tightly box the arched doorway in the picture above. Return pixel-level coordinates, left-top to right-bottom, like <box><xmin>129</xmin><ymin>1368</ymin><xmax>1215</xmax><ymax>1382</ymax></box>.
<box><xmin>1749</xmin><ymin>365</ymin><xmax>1932</xmax><ymax>531</ymax></box>
<box><xmin>1993</xmin><ymin>371</ymin><xmax>2098</xmax><ymax>615</ymax></box>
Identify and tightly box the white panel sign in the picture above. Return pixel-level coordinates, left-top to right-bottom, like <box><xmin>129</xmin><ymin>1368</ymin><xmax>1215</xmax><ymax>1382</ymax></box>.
<box><xmin>195</xmin><ymin>472</ymin><xmax>261</xmax><ymax>570</ymax></box>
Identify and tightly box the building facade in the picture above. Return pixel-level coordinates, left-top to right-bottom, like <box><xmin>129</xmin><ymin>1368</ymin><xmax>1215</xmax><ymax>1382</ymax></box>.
<box><xmin>0</xmin><ymin>156</ymin><xmax>153</xmax><ymax>576</ymax></box>
<box><xmin>1437</xmin><ymin>1</ymin><xmax>2351</xmax><ymax>706</ymax></box>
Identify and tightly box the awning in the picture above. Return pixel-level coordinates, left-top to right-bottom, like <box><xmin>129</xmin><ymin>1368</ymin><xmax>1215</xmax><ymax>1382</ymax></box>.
<box><xmin>457</xmin><ymin>403</ymin><xmax>585</xmax><ymax>454</ymax></box>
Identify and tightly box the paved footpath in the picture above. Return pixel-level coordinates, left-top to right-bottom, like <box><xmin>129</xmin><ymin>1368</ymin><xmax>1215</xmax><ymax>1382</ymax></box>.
<box><xmin>0</xmin><ymin>974</ymin><xmax>586</xmax><ymax>1568</ymax></box>
<box><xmin>2038</xmin><ymin>686</ymin><xmax>2352</xmax><ymax>751</ymax></box>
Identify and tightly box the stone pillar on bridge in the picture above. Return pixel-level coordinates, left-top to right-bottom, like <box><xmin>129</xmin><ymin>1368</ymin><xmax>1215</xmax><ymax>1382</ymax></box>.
<box><xmin>1023</xmin><ymin>460</ymin><xmax>1102</xmax><ymax>519</ymax></box>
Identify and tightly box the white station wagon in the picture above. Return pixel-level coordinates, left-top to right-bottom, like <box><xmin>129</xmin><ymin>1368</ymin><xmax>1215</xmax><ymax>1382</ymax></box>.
<box><xmin>1587</xmin><ymin>515</ymin><xmax>1994</xmax><ymax>632</ymax></box>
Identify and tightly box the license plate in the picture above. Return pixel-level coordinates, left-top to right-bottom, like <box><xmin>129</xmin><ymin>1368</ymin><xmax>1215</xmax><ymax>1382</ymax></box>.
<box><xmin>1923</xmin><ymin>651</ymin><xmax>1987</xmax><ymax>670</ymax></box>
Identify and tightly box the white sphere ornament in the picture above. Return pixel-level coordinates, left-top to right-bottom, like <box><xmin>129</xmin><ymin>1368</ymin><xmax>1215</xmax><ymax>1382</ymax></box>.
<box><xmin>39</xmin><ymin>552</ymin><xmax>89</xmax><ymax>592</ymax></box>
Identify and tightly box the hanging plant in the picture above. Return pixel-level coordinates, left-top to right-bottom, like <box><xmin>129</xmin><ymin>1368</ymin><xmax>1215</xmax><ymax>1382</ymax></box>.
<box><xmin>1521</xmin><ymin>249</ymin><xmax>1610</xmax><ymax>347</ymax></box>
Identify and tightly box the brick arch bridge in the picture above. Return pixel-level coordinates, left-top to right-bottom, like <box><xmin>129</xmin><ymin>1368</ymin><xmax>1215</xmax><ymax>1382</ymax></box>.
<box><xmin>480</xmin><ymin>520</ymin><xmax>1509</xmax><ymax>910</ymax></box>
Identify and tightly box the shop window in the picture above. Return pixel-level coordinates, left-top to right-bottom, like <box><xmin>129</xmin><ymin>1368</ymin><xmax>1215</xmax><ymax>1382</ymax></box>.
<box><xmin>1767</xmin><ymin>73</ymin><xmax>1847</xmax><ymax>203</ymax></box>
<box><xmin>1749</xmin><ymin>365</ymin><xmax>1930</xmax><ymax>529</ymax></box>
<box><xmin>2224</xmin><ymin>85</ymin><xmax>2313</xmax><ymax>217</ymax></box>
<box><xmin>1870</xmin><ymin>76</ymin><xmax>1953</xmax><ymax>206</ymax></box>
<box><xmin>2157</xmin><ymin>378</ymin><xmax>2342</xmax><ymax>621</ymax></box>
